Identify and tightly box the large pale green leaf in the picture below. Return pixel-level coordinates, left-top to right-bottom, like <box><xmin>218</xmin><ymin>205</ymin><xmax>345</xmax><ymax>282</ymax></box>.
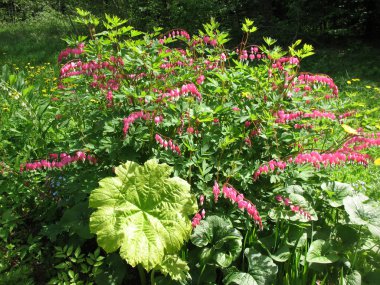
<box><xmin>321</xmin><ymin>181</ymin><xmax>354</xmax><ymax>207</ymax></box>
<box><xmin>89</xmin><ymin>159</ymin><xmax>197</xmax><ymax>271</ymax></box>
<box><xmin>244</xmin><ymin>248</ymin><xmax>278</xmax><ymax>285</ymax></box>
<box><xmin>343</xmin><ymin>196</ymin><xmax>380</xmax><ymax>238</ymax></box>
<box><xmin>306</xmin><ymin>239</ymin><xmax>339</xmax><ymax>264</ymax></box>
<box><xmin>154</xmin><ymin>255</ymin><xmax>190</xmax><ymax>282</ymax></box>
<box><xmin>191</xmin><ymin>216</ymin><xmax>242</xmax><ymax>268</ymax></box>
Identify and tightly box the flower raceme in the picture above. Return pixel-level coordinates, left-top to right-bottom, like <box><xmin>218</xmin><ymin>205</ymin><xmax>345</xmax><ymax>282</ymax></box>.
<box><xmin>253</xmin><ymin>151</ymin><xmax>371</xmax><ymax>180</ymax></box>
<box><xmin>157</xmin><ymin>83</ymin><xmax>202</xmax><ymax>102</ymax></box>
<box><xmin>192</xmin><ymin>181</ymin><xmax>263</xmax><ymax>229</ymax></box>
<box><xmin>274</xmin><ymin>110</ymin><xmax>336</xmax><ymax>124</ymax></box>
<box><xmin>275</xmin><ymin>195</ymin><xmax>312</xmax><ymax>220</ymax></box>
<box><xmin>20</xmin><ymin>151</ymin><xmax>97</xmax><ymax>172</ymax></box>
<box><xmin>123</xmin><ymin>111</ymin><xmax>151</xmax><ymax>136</ymax></box>
<box><xmin>296</xmin><ymin>73</ymin><xmax>339</xmax><ymax>97</ymax></box>
<box><xmin>342</xmin><ymin>133</ymin><xmax>380</xmax><ymax>152</ymax></box>
<box><xmin>158</xmin><ymin>29</ymin><xmax>191</xmax><ymax>44</ymax></box>
<box><xmin>214</xmin><ymin>182</ymin><xmax>263</xmax><ymax>230</ymax></box>
<box><xmin>58</xmin><ymin>43</ymin><xmax>85</xmax><ymax>63</ymax></box>
<box><xmin>154</xmin><ymin>134</ymin><xmax>181</xmax><ymax>156</ymax></box>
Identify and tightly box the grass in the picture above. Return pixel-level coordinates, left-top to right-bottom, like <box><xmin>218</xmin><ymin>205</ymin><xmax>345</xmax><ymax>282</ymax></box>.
<box><xmin>0</xmin><ymin>10</ymin><xmax>74</xmax><ymax>66</ymax></box>
<box><xmin>302</xmin><ymin>41</ymin><xmax>380</xmax><ymax>83</ymax></box>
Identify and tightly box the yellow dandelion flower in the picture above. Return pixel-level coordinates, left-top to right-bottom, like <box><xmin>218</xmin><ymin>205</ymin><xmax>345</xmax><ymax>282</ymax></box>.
<box><xmin>346</xmin><ymin>80</ymin><xmax>352</xmax><ymax>85</ymax></box>
<box><xmin>352</xmin><ymin>78</ymin><xmax>360</xmax><ymax>82</ymax></box>
<box><xmin>365</xmin><ymin>85</ymin><xmax>372</xmax><ymax>89</ymax></box>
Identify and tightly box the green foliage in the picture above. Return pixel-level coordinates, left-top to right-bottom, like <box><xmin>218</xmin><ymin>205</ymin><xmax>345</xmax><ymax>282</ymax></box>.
<box><xmin>89</xmin><ymin>159</ymin><xmax>197</xmax><ymax>272</ymax></box>
<box><xmin>306</xmin><ymin>239</ymin><xmax>340</xmax><ymax>264</ymax></box>
<box><xmin>49</xmin><ymin>246</ymin><xmax>105</xmax><ymax>284</ymax></box>
<box><xmin>0</xmin><ymin>8</ymin><xmax>379</xmax><ymax>284</ymax></box>
<box><xmin>154</xmin><ymin>255</ymin><xmax>190</xmax><ymax>282</ymax></box>
<box><xmin>343</xmin><ymin>195</ymin><xmax>380</xmax><ymax>238</ymax></box>
<box><xmin>191</xmin><ymin>216</ymin><xmax>243</xmax><ymax>268</ymax></box>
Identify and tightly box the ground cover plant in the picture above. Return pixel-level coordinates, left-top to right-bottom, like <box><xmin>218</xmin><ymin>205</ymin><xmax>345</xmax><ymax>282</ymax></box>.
<box><xmin>1</xmin><ymin>9</ymin><xmax>380</xmax><ymax>284</ymax></box>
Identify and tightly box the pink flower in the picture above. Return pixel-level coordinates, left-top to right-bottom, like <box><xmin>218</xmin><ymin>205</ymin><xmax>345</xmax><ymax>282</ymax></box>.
<box><xmin>201</xmin><ymin>209</ymin><xmax>206</xmax><ymax>218</ymax></box>
<box><xmin>187</xmin><ymin>127</ymin><xmax>194</xmax><ymax>134</ymax></box>
<box><xmin>275</xmin><ymin>195</ymin><xmax>283</xmax><ymax>202</ymax></box>
<box><xmin>196</xmin><ymin>75</ymin><xmax>205</xmax><ymax>85</ymax></box>
<box><xmin>154</xmin><ymin>116</ymin><xmax>163</xmax><ymax>125</ymax></box>
<box><xmin>199</xmin><ymin>195</ymin><xmax>205</xmax><ymax>206</ymax></box>
<box><xmin>213</xmin><ymin>181</ymin><xmax>220</xmax><ymax>202</ymax></box>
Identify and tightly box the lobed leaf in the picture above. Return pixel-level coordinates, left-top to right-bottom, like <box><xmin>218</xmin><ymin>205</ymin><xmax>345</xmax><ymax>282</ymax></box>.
<box><xmin>89</xmin><ymin>159</ymin><xmax>197</xmax><ymax>271</ymax></box>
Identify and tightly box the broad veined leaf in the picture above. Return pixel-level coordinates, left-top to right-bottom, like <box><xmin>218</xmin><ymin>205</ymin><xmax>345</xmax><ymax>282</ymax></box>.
<box><xmin>269</xmin><ymin>245</ymin><xmax>291</xmax><ymax>262</ymax></box>
<box><xmin>343</xmin><ymin>270</ymin><xmax>361</xmax><ymax>285</ymax></box>
<box><xmin>306</xmin><ymin>239</ymin><xmax>339</xmax><ymax>264</ymax></box>
<box><xmin>244</xmin><ymin>248</ymin><xmax>278</xmax><ymax>285</ymax></box>
<box><xmin>89</xmin><ymin>159</ymin><xmax>197</xmax><ymax>271</ymax></box>
<box><xmin>343</xmin><ymin>196</ymin><xmax>380</xmax><ymax>238</ymax></box>
<box><xmin>268</xmin><ymin>193</ymin><xmax>317</xmax><ymax>222</ymax></box>
<box><xmin>223</xmin><ymin>272</ymin><xmax>257</xmax><ymax>285</ymax></box>
<box><xmin>321</xmin><ymin>181</ymin><xmax>354</xmax><ymax>207</ymax></box>
<box><xmin>285</xmin><ymin>185</ymin><xmax>304</xmax><ymax>194</ymax></box>
<box><xmin>191</xmin><ymin>215</ymin><xmax>242</xmax><ymax>268</ymax></box>
<box><xmin>154</xmin><ymin>255</ymin><xmax>190</xmax><ymax>282</ymax></box>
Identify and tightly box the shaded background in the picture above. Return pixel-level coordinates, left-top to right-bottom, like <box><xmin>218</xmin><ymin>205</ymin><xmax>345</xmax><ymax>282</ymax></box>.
<box><xmin>0</xmin><ymin>0</ymin><xmax>379</xmax><ymax>79</ymax></box>
<box><xmin>1</xmin><ymin>0</ymin><xmax>379</xmax><ymax>41</ymax></box>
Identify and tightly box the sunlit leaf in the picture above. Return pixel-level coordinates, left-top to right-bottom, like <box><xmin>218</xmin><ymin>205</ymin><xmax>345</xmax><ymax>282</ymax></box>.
<box><xmin>155</xmin><ymin>255</ymin><xmax>190</xmax><ymax>282</ymax></box>
<box><xmin>89</xmin><ymin>159</ymin><xmax>197</xmax><ymax>271</ymax></box>
<box><xmin>321</xmin><ymin>181</ymin><xmax>354</xmax><ymax>207</ymax></box>
<box><xmin>224</xmin><ymin>272</ymin><xmax>257</xmax><ymax>285</ymax></box>
<box><xmin>191</xmin><ymin>216</ymin><xmax>242</xmax><ymax>268</ymax></box>
<box><xmin>343</xmin><ymin>196</ymin><xmax>380</xmax><ymax>238</ymax></box>
<box><xmin>306</xmin><ymin>239</ymin><xmax>339</xmax><ymax>264</ymax></box>
<box><xmin>244</xmin><ymin>248</ymin><xmax>278</xmax><ymax>285</ymax></box>
<box><xmin>342</xmin><ymin>124</ymin><xmax>358</xmax><ymax>135</ymax></box>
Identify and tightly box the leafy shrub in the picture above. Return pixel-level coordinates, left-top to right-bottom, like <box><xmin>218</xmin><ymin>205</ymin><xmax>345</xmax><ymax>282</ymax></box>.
<box><xmin>1</xmin><ymin>9</ymin><xmax>380</xmax><ymax>284</ymax></box>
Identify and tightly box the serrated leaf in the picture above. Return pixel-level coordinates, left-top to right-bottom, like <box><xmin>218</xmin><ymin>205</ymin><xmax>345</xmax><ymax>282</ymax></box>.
<box><xmin>191</xmin><ymin>216</ymin><xmax>242</xmax><ymax>268</ymax></box>
<box><xmin>306</xmin><ymin>239</ymin><xmax>339</xmax><ymax>264</ymax></box>
<box><xmin>154</xmin><ymin>255</ymin><xmax>190</xmax><ymax>282</ymax></box>
<box><xmin>89</xmin><ymin>159</ymin><xmax>197</xmax><ymax>271</ymax></box>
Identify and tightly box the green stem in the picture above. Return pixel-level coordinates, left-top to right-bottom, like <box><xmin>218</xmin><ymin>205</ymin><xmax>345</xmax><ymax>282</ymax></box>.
<box><xmin>197</xmin><ymin>264</ymin><xmax>206</xmax><ymax>285</ymax></box>
<box><xmin>150</xmin><ymin>269</ymin><xmax>156</xmax><ymax>285</ymax></box>
<box><xmin>351</xmin><ymin>225</ymin><xmax>363</xmax><ymax>270</ymax></box>
<box><xmin>137</xmin><ymin>264</ymin><xmax>147</xmax><ymax>285</ymax></box>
